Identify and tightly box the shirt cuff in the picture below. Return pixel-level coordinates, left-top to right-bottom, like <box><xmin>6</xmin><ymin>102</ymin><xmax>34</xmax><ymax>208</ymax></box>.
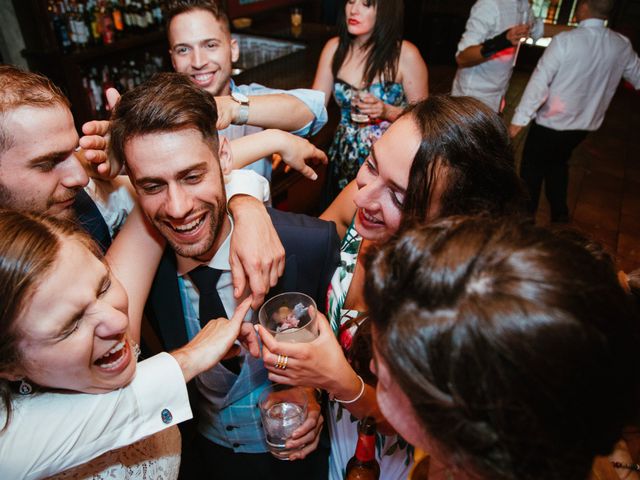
<box><xmin>283</xmin><ymin>89</ymin><xmax>328</xmax><ymax>137</ymax></box>
<box><xmin>131</xmin><ymin>352</ymin><xmax>193</xmax><ymax>431</ymax></box>
<box><xmin>225</xmin><ymin>170</ymin><xmax>271</xmax><ymax>204</ymax></box>
<box><xmin>511</xmin><ymin>109</ymin><xmax>533</xmax><ymax>127</ymax></box>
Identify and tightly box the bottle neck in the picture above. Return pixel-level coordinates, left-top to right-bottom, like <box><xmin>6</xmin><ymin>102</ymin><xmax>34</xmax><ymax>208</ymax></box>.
<box><xmin>354</xmin><ymin>432</ymin><xmax>376</xmax><ymax>462</ymax></box>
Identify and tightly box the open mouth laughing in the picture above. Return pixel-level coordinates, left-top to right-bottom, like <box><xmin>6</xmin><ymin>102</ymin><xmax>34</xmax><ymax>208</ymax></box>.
<box><xmin>358</xmin><ymin>208</ymin><xmax>384</xmax><ymax>227</ymax></box>
<box><xmin>94</xmin><ymin>336</ymin><xmax>131</xmax><ymax>372</ymax></box>
<box><xmin>166</xmin><ymin>211</ymin><xmax>208</xmax><ymax>238</ymax></box>
<box><xmin>191</xmin><ymin>72</ymin><xmax>216</xmax><ymax>88</ymax></box>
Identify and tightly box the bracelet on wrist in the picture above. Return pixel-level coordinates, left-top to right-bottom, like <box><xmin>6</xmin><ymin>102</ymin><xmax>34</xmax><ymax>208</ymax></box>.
<box><xmin>611</xmin><ymin>461</ymin><xmax>640</xmax><ymax>472</ymax></box>
<box><xmin>333</xmin><ymin>375</ymin><xmax>365</xmax><ymax>404</ymax></box>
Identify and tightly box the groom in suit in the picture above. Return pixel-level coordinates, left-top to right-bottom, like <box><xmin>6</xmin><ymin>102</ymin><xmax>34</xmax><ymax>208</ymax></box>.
<box><xmin>109</xmin><ymin>72</ymin><xmax>339</xmax><ymax>479</ymax></box>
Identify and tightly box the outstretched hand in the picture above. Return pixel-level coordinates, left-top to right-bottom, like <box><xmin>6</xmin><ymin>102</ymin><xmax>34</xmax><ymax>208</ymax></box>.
<box><xmin>171</xmin><ymin>297</ymin><xmax>258</xmax><ymax>381</ymax></box>
<box><xmin>79</xmin><ymin>88</ymin><xmax>121</xmax><ymax>178</ymax></box>
<box><xmin>271</xmin><ymin>131</ymin><xmax>327</xmax><ymax>181</ymax></box>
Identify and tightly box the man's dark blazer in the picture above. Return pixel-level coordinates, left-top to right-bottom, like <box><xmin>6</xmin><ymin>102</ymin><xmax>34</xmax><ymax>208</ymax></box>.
<box><xmin>144</xmin><ymin>207</ymin><xmax>340</xmax><ymax>352</ymax></box>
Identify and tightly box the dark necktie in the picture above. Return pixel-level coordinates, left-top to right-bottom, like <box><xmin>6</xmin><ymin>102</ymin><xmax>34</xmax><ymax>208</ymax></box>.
<box><xmin>188</xmin><ymin>265</ymin><xmax>241</xmax><ymax>374</ymax></box>
<box><xmin>74</xmin><ymin>189</ymin><xmax>112</xmax><ymax>254</ymax></box>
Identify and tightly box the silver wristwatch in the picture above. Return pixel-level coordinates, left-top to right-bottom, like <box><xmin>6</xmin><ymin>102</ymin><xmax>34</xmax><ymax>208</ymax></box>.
<box><xmin>230</xmin><ymin>91</ymin><xmax>250</xmax><ymax>125</ymax></box>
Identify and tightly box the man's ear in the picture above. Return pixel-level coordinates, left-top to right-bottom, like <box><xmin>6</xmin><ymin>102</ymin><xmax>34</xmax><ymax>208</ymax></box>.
<box><xmin>218</xmin><ymin>135</ymin><xmax>233</xmax><ymax>175</ymax></box>
<box><xmin>230</xmin><ymin>37</ymin><xmax>240</xmax><ymax>63</ymax></box>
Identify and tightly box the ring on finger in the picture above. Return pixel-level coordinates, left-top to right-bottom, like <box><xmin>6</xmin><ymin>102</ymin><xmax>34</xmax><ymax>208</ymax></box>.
<box><xmin>275</xmin><ymin>354</ymin><xmax>289</xmax><ymax>370</ymax></box>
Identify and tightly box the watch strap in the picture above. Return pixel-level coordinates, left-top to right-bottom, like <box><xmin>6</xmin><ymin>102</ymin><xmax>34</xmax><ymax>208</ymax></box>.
<box><xmin>236</xmin><ymin>103</ymin><xmax>250</xmax><ymax>125</ymax></box>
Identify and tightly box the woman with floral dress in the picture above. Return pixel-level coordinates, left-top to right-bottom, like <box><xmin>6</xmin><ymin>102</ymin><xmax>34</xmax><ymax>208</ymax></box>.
<box><xmin>312</xmin><ymin>0</ymin><xmax>428</xmax><ymax>204</ymax></box>
<box><xmin>257</xmin><ymin>95</ymin><xmax>527</xmax><ymax>480</ymax></box>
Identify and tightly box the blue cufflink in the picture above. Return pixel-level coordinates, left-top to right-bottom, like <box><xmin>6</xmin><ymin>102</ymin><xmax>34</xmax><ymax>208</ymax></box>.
<box><xmin>161</xmin><ymin>408</ymin><xmax>173</xmax><ymax>424</ymax></box>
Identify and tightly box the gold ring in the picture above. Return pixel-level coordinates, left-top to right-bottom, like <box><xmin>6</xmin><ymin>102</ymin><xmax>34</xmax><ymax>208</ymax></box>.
<box><xmin>275</xmin><ymin>354</ymin><xmax>284</xmax><ymax>369</ymax></box>
<box><xmin>281</xmin><ymin>354</ymin><xmax>288</xmax><ymax>370</ymax></box>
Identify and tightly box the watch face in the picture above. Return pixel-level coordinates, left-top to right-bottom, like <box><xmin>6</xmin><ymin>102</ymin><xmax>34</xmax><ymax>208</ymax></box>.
<box><xmin>232</xmin><ymin>91</ymin><xmax>249</xmax><ymax>104</ymax></box>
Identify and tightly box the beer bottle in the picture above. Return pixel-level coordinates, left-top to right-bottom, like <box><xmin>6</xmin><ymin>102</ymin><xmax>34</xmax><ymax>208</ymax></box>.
<box><xmin>345</xmin><ymin>417</ymin><xmax>380</xmax><ymax>479</ymax></box>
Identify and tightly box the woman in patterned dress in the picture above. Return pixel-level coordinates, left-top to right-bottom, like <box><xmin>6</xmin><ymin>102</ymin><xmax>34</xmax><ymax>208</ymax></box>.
<box><xmin>257</xmin><ymin>95</ymin><xmax>527</xmax><ymax>479</ymax></box>
<box><xmin>312</xmin><ymin>0</ymin><xmax>428</xmax><ymax>204</ymax></box>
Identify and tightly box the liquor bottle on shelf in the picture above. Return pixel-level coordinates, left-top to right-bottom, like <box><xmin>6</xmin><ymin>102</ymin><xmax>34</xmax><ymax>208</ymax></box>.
<box><xmin>101</xmin><ymin>65</ymin><xmax>115</xmax><ymax>107</ymax></box>
<box><xmin>82</xmin><ymin>76</ymin><xmax>97</xmax><ymax>117</ymax></box>
<box><xmin>137</xmin><ymin>1</ymin><xmax>149</xmax><ymax>31</ymax></box>
<box><xmin>142</xmin><ymin>0</ymin><xmax>154</xmax><ymax>29</ymax></box>
<box><xmin>100</xmin><ymin>0</ymin><xmax>116</xmax><ymax>45</ymax></box>
<box><xmin>48</xmin><ymin>0</ymin><xmax>72</xmax><ymax>53</ymax></box>
<box><xmin>151</xmin><ymin>0</ymin><xmax>163</xmax><ymax>26</ymax></box>
<box><xmin>122</xmin><ymin>0</ymin><xmax>133</xmax><ymax>31</ymax></box>
<box><xmin>88</xmin><ymin>67</ymin><xmax>105</xmax><ymax>117</ymax></box>
<box><xmin>75</xmin><ymin>2</ymin><xmax>91</xmax><ymax>48</ymax></box>
<box><xmin>111</xmin><ymin>0</ymin><xmax>125</xmax><ymax>36</ymax></box>
<box><xmin>88</xmin><ymin>0</ymin><xmax>103</xmax><ymax>46</ymax></box>
<box><xmin>345</xmin><ymin>417</ymin><xmax>380</xmax><ymax>480</ymax></box>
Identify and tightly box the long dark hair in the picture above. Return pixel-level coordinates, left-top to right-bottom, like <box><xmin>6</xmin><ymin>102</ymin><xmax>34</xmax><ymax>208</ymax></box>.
<box><xmin>0</xmin><ymin>210</ymin><xmax>99</xmax><ymax>430</ymax></box>
<box><xmin>366</xmin><ymin>217</ymin><xmax>640</xmax><ymax>480</ymax></box>
<box><xmin>331</xmin><ymin>0</ymin><xmax>403</xmax><ymax>86</ymax></box>
<box><xmin>348</xmin><ymin>95</ymin><xmax>526</xmax><ymax>383</ymax></box>
<box><xmin>400</xmin><ymin>95</ymin><xmax>527</xmax><ymax>226</ymax></box>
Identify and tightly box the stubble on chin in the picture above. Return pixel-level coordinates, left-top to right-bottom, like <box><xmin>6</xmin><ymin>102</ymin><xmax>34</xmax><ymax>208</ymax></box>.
<box><xmin>0</xmin><ymin>183</ymin><xmax>78</xmax><ymax>221</ymax></box>
<box><xmin>159</xmin><ymin>201</ymin><xmax>226</xmax><ymax>260</ymax></box>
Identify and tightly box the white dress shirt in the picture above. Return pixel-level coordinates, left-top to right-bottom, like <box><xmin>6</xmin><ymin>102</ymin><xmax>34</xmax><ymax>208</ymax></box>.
<box><xmin>452</xmin><ymin>0</ymin><xmax>543</xmax><ymax>111</ymax></box>
<box><xmin>0</xmin><ymin>353</ymin><xmax>192</xmax><ymax>480</ymax></box>
<box><xmin>512</xmin><ymin>18</ymin><xmax>640</xmax><ymax>131</ymax></box>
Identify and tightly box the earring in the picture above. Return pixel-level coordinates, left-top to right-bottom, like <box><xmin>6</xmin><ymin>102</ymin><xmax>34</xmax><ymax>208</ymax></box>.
<box><xmin>18</xmin><ymin>379</ymin><xmax>33</xmax><ymax>395</ymax></box>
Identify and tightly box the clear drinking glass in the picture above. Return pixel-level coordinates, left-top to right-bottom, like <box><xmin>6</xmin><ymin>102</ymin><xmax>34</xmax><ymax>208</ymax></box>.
<box><xmin>258</xmin><ymin>292</ymin><xmax>318</xmax><ymax>343</ymax></box>
<box><xmin>259</xmin><ymin>384</ymin><xmax>308</xmax><ymax>460</ymax></box>
<box><xmin>350</xmin><ymin>88</ymin><xmax>370</xmax><ymax>124</ymax></box>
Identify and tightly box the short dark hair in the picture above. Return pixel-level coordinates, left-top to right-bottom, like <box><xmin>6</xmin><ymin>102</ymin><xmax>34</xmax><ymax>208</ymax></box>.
<box><xmin>109</xmin><ymin>72</ymin><xmax>220</xmax><ymax>169</ymax></box>
<box><xmin>0</xmin><ymin>66</ymin><xmax>70</xmax><ymax>157</ymax></box>
<box><xmin>400</xmin><ymin>95</ymin><xmax>527</xmax><ymax>228</ymax></box>
<box><xmin>366</xmin><ymin>217</ymin><xmax>639</xmax><ymax>480</ymax></box>
<box><xmin>166</xmin><ymin>0</ymin><xmax>230</xmax><ymax>34</ymax></box>
<box><xmin>586</xmin><ymin>0</ymin><xmax>615</xmax><ymax>17</ymax></box>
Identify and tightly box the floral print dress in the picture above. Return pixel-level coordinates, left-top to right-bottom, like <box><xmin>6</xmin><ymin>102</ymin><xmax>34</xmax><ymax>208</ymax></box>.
<box><xmin>325</xmin><ymin>80</ymin><xmax>406</xmax><ymax>203</ymax></box>
<box><xmin>325</xmin><ymin>219</ymin><xmax>413</xmax><ymax>480</ymax></box>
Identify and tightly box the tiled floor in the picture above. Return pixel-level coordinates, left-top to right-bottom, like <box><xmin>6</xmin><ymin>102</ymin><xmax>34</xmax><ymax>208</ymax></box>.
<box><xmin>430</xmin><ymin>64</ymin><xmax>640</xmax><ymax>273</ymax></box>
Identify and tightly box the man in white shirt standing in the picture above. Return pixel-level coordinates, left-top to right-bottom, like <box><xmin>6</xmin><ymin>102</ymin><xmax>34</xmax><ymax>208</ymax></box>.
<box><xmin>509</xmin><ymin>0</ymin><xmax>640</xmax><ymax>222</ymax></box>
<box><xmin>452</xmin><ymin>0</ymin><xmax>543</xmax><ymax>112</ymax></box>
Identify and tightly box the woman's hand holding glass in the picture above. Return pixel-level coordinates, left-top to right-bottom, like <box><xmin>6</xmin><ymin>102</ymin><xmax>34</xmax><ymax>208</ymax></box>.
<box><xmin>256</xmin><ymin>311</ymin><xmax>362</xmax><ymax>400</ymax></box>
<box><xmin>354</xmin><ymin>92</ymin><xmax>405</xmax><ymax>122</ymax></box>
<box><xmin>354</xmin><ymin>92</ymin><xmax>386</xmax><ymax>120</ymax></box>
